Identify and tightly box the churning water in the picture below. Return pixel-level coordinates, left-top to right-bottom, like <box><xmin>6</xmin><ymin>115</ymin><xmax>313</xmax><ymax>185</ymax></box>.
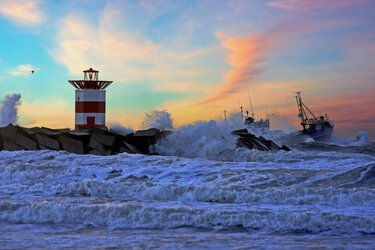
<box><xmin>0</xmin><ymin>122</ymin><xmax>375</xmax><ymax>248</ymax></box>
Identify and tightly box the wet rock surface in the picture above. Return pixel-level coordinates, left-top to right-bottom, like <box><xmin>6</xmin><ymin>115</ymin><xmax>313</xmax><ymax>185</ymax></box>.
<box><xmin>0</xmin><ymin>124</ymin><xmax>289</xmax><ymax>155</ymax></box>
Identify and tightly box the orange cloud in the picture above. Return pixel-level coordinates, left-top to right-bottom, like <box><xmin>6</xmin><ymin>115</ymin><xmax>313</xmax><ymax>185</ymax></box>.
<box><xmin>195</xmin><ymin>6</ymin><xmax>363</xmax><ymax>107</ymax></box>
<box><xmin>196</xmin><ymin>32</ymin><xmax>279</xmax><ymax>105</ymax></box>
<box><xmin>0</xmin><ymin>0</ymin><xmax>43</xmax><ymax>25</ymax></box>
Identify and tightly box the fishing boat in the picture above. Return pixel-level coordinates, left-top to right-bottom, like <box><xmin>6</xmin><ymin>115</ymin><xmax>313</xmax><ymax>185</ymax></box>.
<box><xmin>241</xmin><ymin>106</ymin><xmax>270</xmax><ymax>132</ymax></box>
<box><xmin>295</xmin><ymin>92</ymin><xmax>334</xmax><ymax>140</ymax></box>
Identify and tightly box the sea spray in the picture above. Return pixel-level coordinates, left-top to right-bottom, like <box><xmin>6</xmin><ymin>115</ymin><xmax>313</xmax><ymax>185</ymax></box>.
<box><xmin>154</xmin><ymin>120</ymin><xmax>240</xmax><ymax>161</ymax></box>
<box><xmin>351</xmin><ymin>131</ymin><xmax>373</xmax><ymax>146</ymax></box>
<box><xmin>327</xmin><ymin>131</ymin><xmax>373</xmax><ymax>147</ymax></box>
<box><xmin>0</xmin><ymin>94</ymin><xmax>21</xmax><ymax>127</ymax></box>
<box><xmin>227</xmin><ymin>112</ymin><xmax>245</xmax><ymax>130</ymax></box>
<box><xmin>141</xmin><ymin>110</ymin><xmax>174</xmax><ymax>131</ymax></box>
<box><xmin>266</xmin><ymin>112</ymin><xmax>296</xmax><ymax>133</ymax></box>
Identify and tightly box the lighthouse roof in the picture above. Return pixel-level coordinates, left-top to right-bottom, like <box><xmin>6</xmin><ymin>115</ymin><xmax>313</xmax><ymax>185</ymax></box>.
<box><xmin>83</xmin><ymin>67</ymin><xmax>99</xmax><ymax>73</ymax></box>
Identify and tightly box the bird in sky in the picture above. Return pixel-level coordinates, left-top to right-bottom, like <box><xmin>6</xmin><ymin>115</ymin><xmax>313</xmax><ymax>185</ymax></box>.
<box><xmin>31</xmin><ymin>70</ymin><xmax>34</xmax><ymax>74</ymax></box>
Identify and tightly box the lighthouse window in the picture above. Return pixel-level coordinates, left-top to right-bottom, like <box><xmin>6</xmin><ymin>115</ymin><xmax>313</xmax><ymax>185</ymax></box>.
<box><xmin>78</xmin><ymin>97</ymin><xmax>80</xmax><ymax>100</ymax></box>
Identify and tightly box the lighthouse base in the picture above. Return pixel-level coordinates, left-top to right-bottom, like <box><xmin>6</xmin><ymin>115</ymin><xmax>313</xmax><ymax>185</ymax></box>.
<box><xmin>75</xmin><ymin>89</ymin><xmax>106</xmax><ymax>129</ymax></box>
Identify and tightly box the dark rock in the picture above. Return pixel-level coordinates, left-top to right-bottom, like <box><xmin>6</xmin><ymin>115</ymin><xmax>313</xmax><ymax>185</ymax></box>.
<box><xmin>87</xmin><ymin>149</ymin><xmax>103</xmax><ymax>155</ymax></box>
<box><xmin>35</xmin><ymin>127</ymin><xmax>62</xmax><ymax>136</ymax></box>
<box><xmin>3</xmin><ymin>140</ymin><xmax>23</xmax><ymax>151</ymax></box>
<box><xmin>88</xmin><ymin>135</ymin><xmax>112</xmax><ymax>156</ymax></box>
<box><xmin>231</xmin><ymin>129</ymin><xmax>249</xmax><ymax>135</ymax></box>
<box><xmin>69</xmin><ymin>131</ymin><xmax>91</xmax><ymax>149</ymax></box>
<box><xmin>39</xmin><ymin>145</ymin><xmax>51</xmax><ymax>150</ymax></box>
<box><xmin>90</xmin><ymin>133</ymin><xmax>115</xmax><ymax>148</ymax></box>
<box><xmin>134</xmin><ymin>128</ymin><xmax>161</xmax><ymax>138</ymax></box>
<box><xmin>123</xmin><ymin>128</ymin><xmax>162</xmax><ymax>154</ymax></box>
<box><xmin>52</xmin><ymin>128</ymin><xmax>71</xmax><ymax>133</ymax></box>
<box><xmin>232</xmin><ymin>130</ymin><xmax>289</xmax><ymax>151</ymax></box>
<box><xmin>59</xmin><ymin>135</ymin><xmax>84</xmax><ymax>154</ymax></box>
<box><xmin>118</xmin><ymin>146</ymin><xmax>134</xmax><ymax>154</ymax></box>
<box><xmin>16</xmin><ymin>133</ymin><xmax>38</xmax><ymax>150</ymax></box>
<box><xmin>36</xmin><ymin>134</ymin><xmax>60</xmax><ymax>150</ymax></box>
<box><xmin>0</xmin><ymin>124</ymin><xmax>17</xmax><ymax>142</ymax></box>
<box><xmin>122</xmin><ymin>141</ymin><xmax>143</xmax><ymax>154</ymax></box>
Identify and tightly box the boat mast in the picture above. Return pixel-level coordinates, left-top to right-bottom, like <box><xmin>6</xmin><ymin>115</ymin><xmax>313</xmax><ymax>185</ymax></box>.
<box><xmin>295</xmin><ymin>92</ymin><xmax>319</xmax><ymax>130</ymax></box>
<box><xmin>247</xmin><ymin>86</ymin><xmax>255</xmax><ymax>119</ymax></box>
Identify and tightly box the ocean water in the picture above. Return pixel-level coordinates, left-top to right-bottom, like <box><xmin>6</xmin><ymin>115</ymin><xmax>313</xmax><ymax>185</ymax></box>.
<box><xmin>1</xmin><ymin>127</ymin><xmax>375</xmax><ymax>248</ymax></box>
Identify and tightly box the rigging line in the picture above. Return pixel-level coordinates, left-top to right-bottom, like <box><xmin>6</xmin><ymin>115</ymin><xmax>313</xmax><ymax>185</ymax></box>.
<box><xmin>247</xmin><ymin>86</ymin><xmax>254</xmax><ymax>118</ymax></box>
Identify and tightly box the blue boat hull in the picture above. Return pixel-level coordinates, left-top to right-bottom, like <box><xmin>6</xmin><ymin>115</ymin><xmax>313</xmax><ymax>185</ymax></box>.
<box><xmin>301</xmin><ymin>123</ymin><xmax>333</xmax><ymax>141</ymax></box>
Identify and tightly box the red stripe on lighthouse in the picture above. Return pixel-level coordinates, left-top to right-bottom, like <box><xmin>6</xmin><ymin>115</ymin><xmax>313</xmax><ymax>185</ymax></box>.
<box><xmin>75</xmin><ymin>101</ymin><xmax>105</xmax><ymax>113</ymax></box>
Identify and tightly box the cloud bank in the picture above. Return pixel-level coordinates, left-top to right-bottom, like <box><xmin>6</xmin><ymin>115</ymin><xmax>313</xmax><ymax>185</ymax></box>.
<box><xmin>0</xmin><ymin>0</ymin><xmax>44</xmax><ymax>25</ymax></box>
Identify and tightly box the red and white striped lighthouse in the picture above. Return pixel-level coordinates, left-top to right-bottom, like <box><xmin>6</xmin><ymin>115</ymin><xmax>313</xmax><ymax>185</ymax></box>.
<box><xmin>68</xmin><ymin>68</ymin><xmax>113</xmax><ymax>130</ymax></box>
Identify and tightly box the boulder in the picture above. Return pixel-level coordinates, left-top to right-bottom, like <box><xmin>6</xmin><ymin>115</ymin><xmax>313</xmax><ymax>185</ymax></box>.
<box><xmin>134</xmin><ymin>128</ymin><xmax>161</xmax><ymax>138</ymax></box>
<box><xmin>87</xmin><ymin>136</ymin><xmax>112</xmax><ymax>156</ymax></box>
<box><xmin>51</xmin><ymin>128</ymin><xmax>71</xmax><ymax>133</ymax></box>
<box><xmin>16</xmin><ymin>133</ymin><xmax>38</xmax><ymax>150</ymax></box>
<box><xmin>0</xmin><ymin>124</ymin><xmax>17</xmax><ymax>142</ymax></box>
<box><xmin>232</xmin><ymin>130</ymin><xmax>290</xmax><ymax>151</ymax></box>
<box><xmin>69</xmin><ymin>131</ymin><xmax>91</xmax><ymax>148</ymax></box>
<box><xmin>39</xmin><ymin>145</ymin><xmax>51</xmax><ymax>150</ymax></box>
<box><xmin>87</xmin><ymin>149</ymin><xmax>103</xmax><ymax>155</ymax></box>
<box><xmin>118</xmin><ymin>145</ymin><xmax>135</xmax><ymax>154</ymax></box>
<box><xmin>89</xmin><ymin>133</ymin><xmax>115</xmax><ymax>148</ymax></box>
<box><xmin>3</xmin><ymin>140</ymin><xmax>23</xmax><ymax>151</ymax></box>
<box><xmin>59</xmin><ymin>135</ymin><xmax>85</xmax><ymax>154</ymax></box>
<box><xmin>123</xmin><ymin>128</ymin><xmax>162</xmax><ymax>154</ymax></box>
<box><xmin>36</xmin><ymin>134</ymin><xmax>60</xmax><ymax>150</ymax></box>
<box><xmin>121</xmin><ymin>141</ymin><xmax>143</xmax><ymax>154</ymax></box>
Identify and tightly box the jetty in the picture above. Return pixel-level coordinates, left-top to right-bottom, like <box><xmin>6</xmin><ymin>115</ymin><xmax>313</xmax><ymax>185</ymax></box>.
<box><xmin>0</xmin><ymin>124</ymin><xmax>289</xmax><ymax>155</ymax></box>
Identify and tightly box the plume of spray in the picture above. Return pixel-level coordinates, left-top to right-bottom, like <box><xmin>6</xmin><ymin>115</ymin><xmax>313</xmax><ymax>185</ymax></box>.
<box><xmin>154</xmin><ymin>120</ymin><xmax>240</xmax><ymax>161</ymax></box>
<box><xmin>0</xmin><ymin>94</ymin><xmax>21</xmax><ymax>127</ymax></box>
<box><xmin>327</xmin><ymin>131</ymin><xmax>373</xmax><ymax>147</ymax></box>
<box><xmin>141</xmin><ymin>110</ymin><xmax>174</xmax><ymax>131</ymax></box>
<box><xmin>227</xmin><ymin>112</ymin><xmax>246</xmax><ymax>130</ymax></box>
<box><xmin>266</xmin><ymin>112</ymin><xmax>296</xmax><ymax>133</ymax></box>
<box><xmin>153</xmin><ymin>111</ymin><xmax>296</xmax><ymax>161</ymax></box>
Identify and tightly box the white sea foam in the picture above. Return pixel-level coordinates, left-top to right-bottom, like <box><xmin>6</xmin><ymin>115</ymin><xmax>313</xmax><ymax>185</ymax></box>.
<box><xmin>0</xmin><ymin>149</ymin><xmax>374</xmax><ymax>235</ymax></box>
<box><xmin>327</xmin><ymin>131</ymin><xmax>373</xmax><ymax>147</ymax></box>
<box><xmin>0</xmin><ymin>199</ymin><xmax>374</xmax><ymax>233</ymax></box>
<box><xmin>154</xmin><ymin>120</ymin><xmax>240</xmax><ymax>161</ymax></box>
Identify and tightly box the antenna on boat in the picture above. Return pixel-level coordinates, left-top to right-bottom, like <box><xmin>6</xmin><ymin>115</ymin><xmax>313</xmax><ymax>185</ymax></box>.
<box><xmin>223</xmin><ymin>110</ymin><xmax>227</xmax><ymax>121</ymax></box>
<box><xmin>295</xmin><ymin>91</ymin><xmax>320</xmax><ymax>131</ymax></box>
<box><xmin>247</xmin><ymin>86</ymin><xmax>254</xmax><ymax>119</ymax></box>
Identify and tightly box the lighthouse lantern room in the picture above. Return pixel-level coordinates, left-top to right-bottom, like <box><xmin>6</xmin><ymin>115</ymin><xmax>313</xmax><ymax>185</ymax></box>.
<box><xmin>68</xmin><ymin>68</ymin><xmax>113</xmax><ymax>130</ymax></box>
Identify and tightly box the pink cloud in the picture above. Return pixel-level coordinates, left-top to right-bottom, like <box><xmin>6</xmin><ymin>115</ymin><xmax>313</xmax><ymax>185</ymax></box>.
<box><xmin>0</xmin><ymin>0</ymin><xmax>44</xmax><ymax>25</ymax></box>
<box><xmin>195</xmin><ymin>6</ymin><xmax>364</xmax><ymax>106</ymax></box>
<box><xmin>267</xmin><ymin>0</ymin><xmax>371</xmax><ymax>12</ymax></box>
<box><xmin>196</xmin><ymin>32</ymin><xmax>278</xmax><ymax>105</ymax></box>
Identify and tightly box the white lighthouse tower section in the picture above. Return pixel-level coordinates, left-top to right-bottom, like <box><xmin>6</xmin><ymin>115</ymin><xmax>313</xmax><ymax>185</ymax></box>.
<box><xmin>75</xmin><ymin>89</ymin><xmax>106</xmax><ymax>128</ymax></box>
<box><xmin>76</xmin><ymin>89</ymin><xmax>105</xmax><ymax>102</ymax></box>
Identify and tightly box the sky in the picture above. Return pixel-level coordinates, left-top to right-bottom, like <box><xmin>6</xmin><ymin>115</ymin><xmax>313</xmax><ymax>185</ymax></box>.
<box><xmin>0</xmin><ymin>0</ymin><xmax>374</xmax><ymax>139</ymax></box>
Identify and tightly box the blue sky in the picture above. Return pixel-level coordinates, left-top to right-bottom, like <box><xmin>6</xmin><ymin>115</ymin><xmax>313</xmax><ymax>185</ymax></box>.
<box><xmin>0</xmin><ymin>0</ymin><xmax>374</xmax><ymax>139</ymax></box>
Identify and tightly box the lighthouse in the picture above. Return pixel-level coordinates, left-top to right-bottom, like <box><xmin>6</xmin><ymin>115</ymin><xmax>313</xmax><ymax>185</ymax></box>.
<box><xmin>68</xmin><ymin>68</ymin><xmax>113</xmax><ymax>130</ymax></box>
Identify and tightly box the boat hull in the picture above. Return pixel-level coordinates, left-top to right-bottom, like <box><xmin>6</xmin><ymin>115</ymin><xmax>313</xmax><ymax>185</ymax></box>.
<box><xmin>301</xmin><ymin>123</ymin><xmax>333</xmax><ymax>141</ymax></box>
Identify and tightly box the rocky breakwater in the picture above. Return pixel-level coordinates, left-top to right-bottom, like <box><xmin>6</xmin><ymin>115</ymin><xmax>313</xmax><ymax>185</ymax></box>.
<box><xmin>0</xmin><ymin>124</ymin><xmax>289</xmax><ymax>156</ymax></box>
